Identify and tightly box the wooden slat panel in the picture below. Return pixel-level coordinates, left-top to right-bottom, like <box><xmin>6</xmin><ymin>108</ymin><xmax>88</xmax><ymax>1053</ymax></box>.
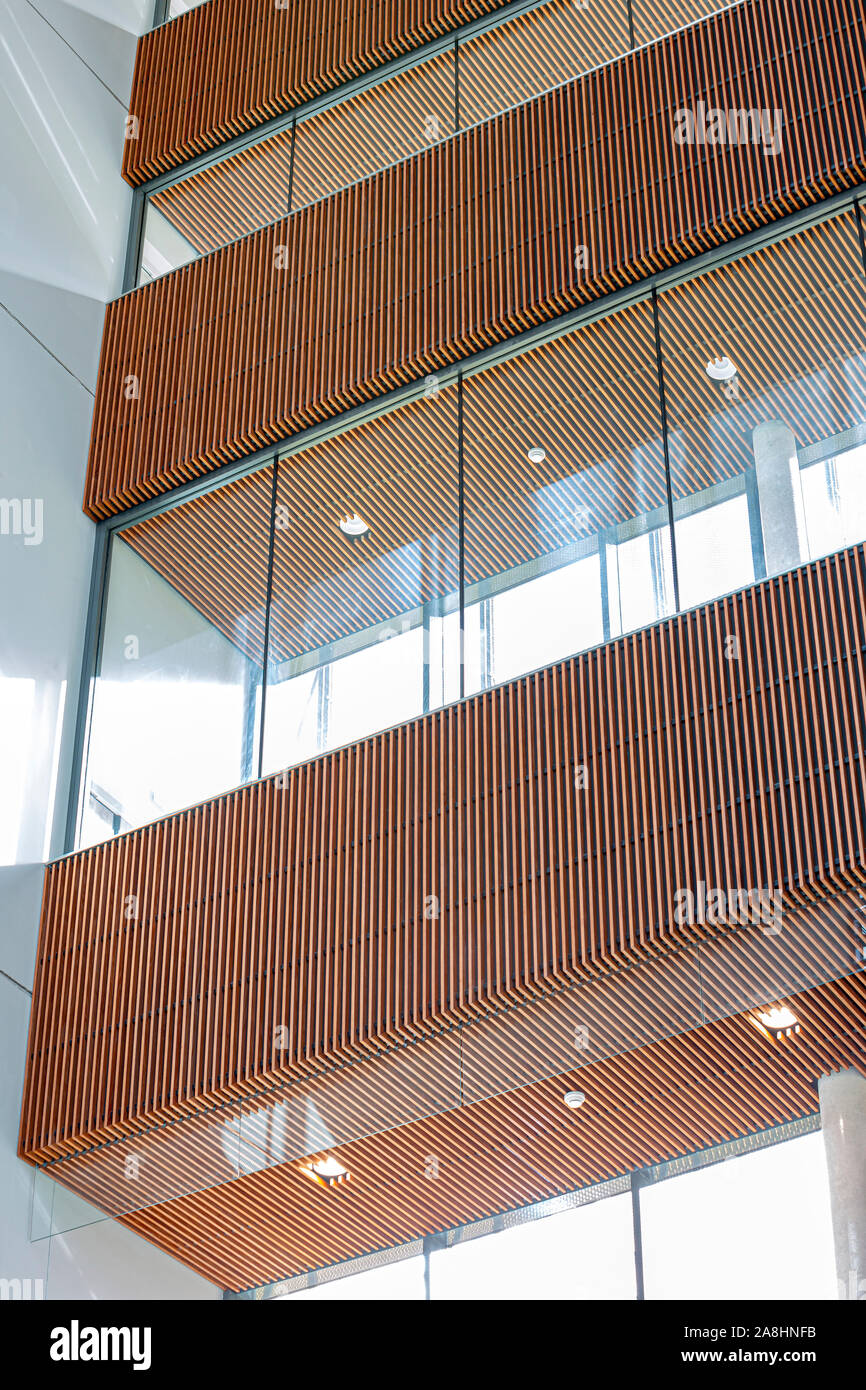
<box><xmin>124</xmin><ymin>0</ymin><xmax>517</xmax><ymax>186</ymax></box>
<box><xmin>19</xmin><ymin>545</ymin><xmax>866</xmax><ymax>1157</ymax></box>
<box><xmin>147</xmin><ymin>0</ymin><xmax>640</xmax><ymax>255</ymax></box>
<box><xmin>90</xmin><ymin>0</ymin><xmax>866</xmax><ymax>519</ymax></box>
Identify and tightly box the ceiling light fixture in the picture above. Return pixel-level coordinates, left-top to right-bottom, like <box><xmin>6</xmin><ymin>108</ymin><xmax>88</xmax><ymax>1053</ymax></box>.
<box><xmin>705</xmin><ymin>355</ymin><xmax>738</xmax><ymax>383</ymax></box>
<box><xmin>563</xmin><ymin>1090</ymin><xmax>586</xmax><ymax>1110</ymax></box>
<box><xmin>751</xmin><ymin>1006</ymin><xmax>800</xmax><ymax>1041</ymax></box>
<box><xmin>527</xmin><ymin>446</ymin><xmax>547</xmax><ymax>464</ymax></box>
<box><xmin>339</xmin><ymin>513</ymin><xmax>369</xmax><ymax>539</ymax></box>
<box><xmin>305</xmin><ymin>1155</ymin><xmax>350</xmax><ymax>1188</ymax></box>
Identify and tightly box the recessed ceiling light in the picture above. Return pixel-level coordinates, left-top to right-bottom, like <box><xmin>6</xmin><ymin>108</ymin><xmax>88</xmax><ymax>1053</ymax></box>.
<box><xmin>563</xmin><ymin>1090</ymin><xmax>586</xmax><ymax>1110</ymax></box>
<box><xmin>339</xmin><ymin>514</ymin><xmax>369</xmax><ymax>539</ymax></box>
<box><xmin>705</xmin><ymin>355</ymin><xmax>738</xmax><ymax>382</ymax></box>
<box><xmin>527</xmin><ymin>446</ymin><xmax>547</xmax><ymax>464</ymax></box>
<box><xmin>305</xmin><ymin>1155</ymin><xmax>350</xmax><ymax>1188</ymax></box>
<box><xmin>751</xmin><ymin>1006</ymin><xmax>800</xmax><ymax>1041</ymax></box>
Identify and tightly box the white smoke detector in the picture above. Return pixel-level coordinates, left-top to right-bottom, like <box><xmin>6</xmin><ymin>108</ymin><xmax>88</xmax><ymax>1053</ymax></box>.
<box><xmin>563</xmin><ymin>1090</ymin><xmax>586</xmax><ymax>1110</ymax></box>
<box><xmin>527</xmin><ymin>446</ymin><xmax>547</xmax><ymax>464</ymax></box>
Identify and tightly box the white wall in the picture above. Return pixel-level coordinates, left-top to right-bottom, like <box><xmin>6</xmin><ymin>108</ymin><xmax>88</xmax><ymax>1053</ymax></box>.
<box><xmin>0</xmin><ymin>0</ymin><xmax>220</xmax><ymax>1299</ymax></box>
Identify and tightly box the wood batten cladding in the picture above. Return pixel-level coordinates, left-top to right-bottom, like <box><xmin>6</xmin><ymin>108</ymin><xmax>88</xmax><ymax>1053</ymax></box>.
<box><xmin>148</xmin><ymin>0</ymin><xmax>639</xmax><ymax>252</ymax></box>
<box><xmin>89</xmin><ymin>0</ymin><xmax>866</xmax><ymax>519</ymax></box>
<box><xmin>19</xmin><ymin>545</ymin><xmax>866</xmax><ymax>1157</ymax></box>
<box><xmin>128</xmin><ymin>0</ymin><xmax>735</xmax><ymax>190</ymax></box>
<box><xmin>18</xmin><ymin>546</ymin><xmax>866</xmax><ymax>1287</ymax></box>
<box><xmin>124</xmin><ymin>0</ymin><xmax>515</xmax><ymax>185</ymax></box>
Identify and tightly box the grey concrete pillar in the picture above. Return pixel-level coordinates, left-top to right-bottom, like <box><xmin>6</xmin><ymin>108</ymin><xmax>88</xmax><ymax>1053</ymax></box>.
<box><xmin>752</xmin><ymin>421</ymin><xmax>807</xmax><ymax>576</ymax></box>
<box><xmin>819</xmin><ymin>1067</ymin><xmax>866</xmax><ymax>1300</ymax></box>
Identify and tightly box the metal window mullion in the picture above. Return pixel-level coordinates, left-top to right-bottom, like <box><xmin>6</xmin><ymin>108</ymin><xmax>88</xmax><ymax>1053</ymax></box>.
<box><xmin>257</xmin><ymin>463</ymin><xmax>280</xmax><ymax>780</ymax></box>
<box><xmin>650</xmin><ymin>286</ymin><xmax>681</xmax><ymax>614</ymax></box>
<box><xmin>63</xmin><ymin>522</ymin><xmax>113</xmax><ymax>855</ymax></box>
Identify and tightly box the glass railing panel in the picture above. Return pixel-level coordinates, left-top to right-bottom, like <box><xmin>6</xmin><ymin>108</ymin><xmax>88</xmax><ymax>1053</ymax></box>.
<box><xmin>656</xmin><ymin>211</ymin><xmax>866</xmax><ymax>606</ymax></box>
<box><xmin>262</xmin><ymin>385</ymin><xmax>460</xmax><ymax>776</ymax></box>
<box><xmin>462</xmin><ymin>297</ymin><xmax>674</xmax><ymax>694</ymax></box>
<box><xmin>79</xmin><ymin>468</ymin><xmax>273</xmax><ymax>847</ymax></box>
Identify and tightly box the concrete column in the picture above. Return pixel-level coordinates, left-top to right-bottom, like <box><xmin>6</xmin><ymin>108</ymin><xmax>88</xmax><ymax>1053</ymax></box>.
<box><xmin>818</xmin><ymin>1067</ymin><xmax>866</xmax><ymax>1300</ymax></box>
<box><xmin>752</xmin><ymin>421</ymin><xmax>807</xmax><ymax>576</ymax></box>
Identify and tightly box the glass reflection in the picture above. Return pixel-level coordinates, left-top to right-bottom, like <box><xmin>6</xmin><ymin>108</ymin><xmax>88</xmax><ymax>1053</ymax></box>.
<box><xmin>463</xmin><ymin>299</ymin><xmax>674</xmax><ymax>694</ymax></box>
<box><xmin>657</xmin><ymin>212</ymin><xmax>866</xmax><ymax>607</ymax></box>
<box><xmin>80</xmin><ymin>470</ymin><xmax>272</xmax><ymax>846</ymax></box>
<box><xmin>262</xmin><ymin>388</ymin><xmax>460</xmax><ymax>776</ymax></box>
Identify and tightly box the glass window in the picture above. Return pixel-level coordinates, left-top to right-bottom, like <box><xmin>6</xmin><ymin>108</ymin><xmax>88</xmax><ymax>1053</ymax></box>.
<box><xmin>79</xmin><ymin>469</ymin><xmax>273</xmax><ymax>847</ymax></box>
<box><xmin>641</xmin><ymin>1133</ymin><xmax>836</xmax><ymax>1299</ymax></box>
<box><xmin>263</xmin><ymin>387</ymin><xmax>460</xmax><ymax>776</ymax></box>
<box><xmin>94</xmin><ymin>208</ymin><xmax>866</xmax><ymax>836</ymax></box>
<box><xmin>656</xmin><ymin>212</ymin><xmax>866</xmax><ymax>604</ymax></box>
<box><xmin>430</xmin><ymin>1194</ymin><xmax>637</xmax><ymax>1299</ymax></box>
<box><xmin>463</xmin><ymin>299</ymin><xmax>674</xmax><ymax>695</ymax></box>
<box><xmin>463</xmin><ymin>556</ymin><xmax>604</xmax><ymax>691</ymax></box>
<box><xmin>673</xmin><ymin>493</ymin><xmax>754</xmax><ymax>610</ymax></box>
<box><xmin>800</xmin><ymin>441</ymin><xmax>866</xmax><ymax>562</ymax></box>
<box><xmin>138</xmin><ymin>201</ymin><xmax>199</xmax><ymax>283</ymax></box>
<box><xmin>458</xmin><ymin>0</ymin><xmax>629</xmax><ymax>128</ymax></box>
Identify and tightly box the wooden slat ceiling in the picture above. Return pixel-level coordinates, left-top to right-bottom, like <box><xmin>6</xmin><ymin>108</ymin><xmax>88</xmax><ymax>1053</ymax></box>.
<box><xmin>632</xmin><ymin>0</ymin><xmax>727</xmax><ymax>43</ymax></box>
<box><xmin>117</xmin><ymin>975</ymin><xmax>863</xmax><ymax>1291</ymax></box>
<box><xmin>121</xmin><ymin>214</ymin><xmax>866</xmax><ymax>665</ymax></box>
<box><xmin>149</xmin><ymin>0</ymin><xmax>640</xmax><ymax>255</ymax></box>
<box><xmin>123</xmin><ymin>467</ymin><xmax>274</xmax><ymax>665</ymax></box>
<box><xmin>124</xmin><ymin>0</ymin><xmax>517</xmax><ymax>185</ymax></box>
<box><xmin>31</xmin><ymin>968</ymin><xmax>866</xmax><ymax>1290</ymax></box>
<box><xmin>88</xmin><ymin>0</ymin><xmax>866</xmax><ymax>520</ymax></box>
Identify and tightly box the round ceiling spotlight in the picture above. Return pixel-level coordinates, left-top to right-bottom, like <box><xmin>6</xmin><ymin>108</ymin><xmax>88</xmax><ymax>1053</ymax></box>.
<box><xmin>751</xmin><ymin>1006</ymin><xmax>801</xmax><ymax>1041</ymax></box>
<box><xmin>527</xmin><ymin>446</ymin><xmax>547</xmax><ymax>465</ymax></box>
<box><xmin>339</xmin><ymin>513</ymin><xmax>370</xmax><ymax>540</ymax></box>
<box><xmin>563</xmin><ymin>1090</ymin><xmax>586</xmax><ymax>1110</ymax></box>
<box><xmin>305</xmin><ymin>1155</ymin><xmax>350</xmax><ymax>1188</ymax></box>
